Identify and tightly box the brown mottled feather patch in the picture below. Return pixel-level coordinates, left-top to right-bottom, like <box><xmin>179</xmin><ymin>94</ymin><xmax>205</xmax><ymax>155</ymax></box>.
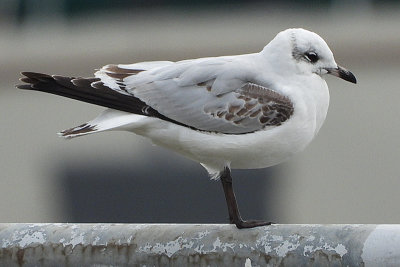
<box><xmin>259</xmin><ymin>116</ymin><xmax>270</xmax><ymax>124</ymax></box>
<box><xmin>228</xmin><ymin>105</ymin><xmax>241</xmax><ymax>113</ymax></box>
<box><xmin>197</xmin><ymin>81</ymin><xmax>214</xmax><ymax>92</ymax></box>
<box><xmin>217</xmin><ymin>111</ymin><xmax>227</xmax><ymax>118</ymax></box>
<box><xmin>244</xmin><ymin>101</ymin><xmax>257</xmax><ymax>110</ymax></box>
<box><xmin>236</xmin><ymin>108</ymin><xmax>249</xmax><ymax>116</ymax></box>
<box><xmin>104</xmin><ymin>65</ymin><xmax>143</xmax><ymax>74</ymax></box>
<box><xmin>249</xmin><ymin>109</ymin><xmax>261</xmax><ymax>117</ymax></box>
<box><xmin>262</xmin><ymin>105</ymin><xmax>270</xmax><ymax>112</ymax></box>
<box><xmin>225</xmin><ymin>113</ymin><xmax>234</xmax><ymax>121</ymax></box>
<box><xmin>104</xmin><ymin>65</ymin><xmax>144</xmax><ymax>81</ymax></box>
<box><xmin>203</xmin><ymin>82</ymin><xmax>294</xmax><ymax>131</ymax></box>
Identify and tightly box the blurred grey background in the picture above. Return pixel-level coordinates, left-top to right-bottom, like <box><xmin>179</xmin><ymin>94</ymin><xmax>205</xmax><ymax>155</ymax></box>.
<box><xmin>1</xmin><ymin>0</ymin><xmax>399</xmax><ymax>224</ymax></box>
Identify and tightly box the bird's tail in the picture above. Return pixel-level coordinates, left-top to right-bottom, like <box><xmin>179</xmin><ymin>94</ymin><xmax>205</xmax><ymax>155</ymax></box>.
<box><xmin>58</xmin><ymin>109</ymin><xmax>145</xmax><ymax>139</ymax></box>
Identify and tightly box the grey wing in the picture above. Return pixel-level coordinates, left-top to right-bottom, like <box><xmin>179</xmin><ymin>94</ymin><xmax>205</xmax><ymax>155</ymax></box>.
<box><xmin>98</xmin><ymin>60</ymin><xmax>294</xmax><ymax>134</ymax></box>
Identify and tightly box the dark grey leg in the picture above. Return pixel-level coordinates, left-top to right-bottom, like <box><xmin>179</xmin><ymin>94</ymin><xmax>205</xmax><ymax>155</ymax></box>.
<box><xmin>220</xmin><ymin>167</ymin><xmax>271</xmax><ymax>229</ymax></box>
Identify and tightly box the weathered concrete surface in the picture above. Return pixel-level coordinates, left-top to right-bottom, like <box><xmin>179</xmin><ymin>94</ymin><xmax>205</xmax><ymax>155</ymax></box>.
<box><xmin>0</xmin><ymin>224</ymin><xmax>399</xmax><ymax>266</ymax></box>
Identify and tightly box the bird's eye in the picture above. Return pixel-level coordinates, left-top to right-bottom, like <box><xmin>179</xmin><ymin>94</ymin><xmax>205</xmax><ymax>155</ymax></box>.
<box><xmin>304</xmin><ymin>52</ymin><xmax>319</xmax><ymax>63</ymax></box>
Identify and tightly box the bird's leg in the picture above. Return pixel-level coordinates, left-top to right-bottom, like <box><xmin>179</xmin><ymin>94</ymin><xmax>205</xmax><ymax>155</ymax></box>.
<box><xmin>219</xmin><ymin>167</ymin><xmax>271</xmax><ymax>229</ymax></box>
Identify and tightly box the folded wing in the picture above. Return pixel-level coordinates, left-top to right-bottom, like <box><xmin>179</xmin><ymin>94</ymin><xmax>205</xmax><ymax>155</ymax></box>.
<box><xmin>112</xmin><ymin>58</ymin><xmax>295</xmax><ymax>134</ymax></box>
<box><xmin>17</xmin><ymin>58</ymin><xmax>294</xmax><ymax>135</ymax></box>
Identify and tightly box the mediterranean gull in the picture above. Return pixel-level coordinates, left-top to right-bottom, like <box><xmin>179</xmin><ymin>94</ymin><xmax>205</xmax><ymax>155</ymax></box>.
<box><xmin>17</xmin><ymin>28</ymin><xmax>356</xmax><ymax>228</ymax></box>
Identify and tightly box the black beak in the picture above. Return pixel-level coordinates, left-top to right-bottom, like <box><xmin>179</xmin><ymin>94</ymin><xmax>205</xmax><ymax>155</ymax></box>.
<box><xmin>326</xmin><ymin>65</ymin><xmax>357</xmax><ymax>84</ymax></box>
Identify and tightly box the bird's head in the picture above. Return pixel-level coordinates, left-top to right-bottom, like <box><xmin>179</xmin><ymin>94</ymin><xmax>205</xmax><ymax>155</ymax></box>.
<box><xmin>263</xmin><ymin>28</ymin><xmax>356</xmax><ymax>84</ymax></box>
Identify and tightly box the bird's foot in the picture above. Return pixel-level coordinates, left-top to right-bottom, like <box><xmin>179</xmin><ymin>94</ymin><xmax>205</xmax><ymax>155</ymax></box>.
<box><xmin>232</xmin><ymin>219</ymin><xmax>272</xmax><ymax>229</ymax></box>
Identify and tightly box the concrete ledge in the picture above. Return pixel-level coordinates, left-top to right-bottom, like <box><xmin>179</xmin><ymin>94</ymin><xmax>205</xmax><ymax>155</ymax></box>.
<box><xmin>1</xmin><ymin>224</ymin><xmax>400</xmax><ymax>266</ymax></box>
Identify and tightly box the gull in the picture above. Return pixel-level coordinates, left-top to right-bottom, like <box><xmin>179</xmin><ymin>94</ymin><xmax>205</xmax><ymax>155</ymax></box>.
<box><xmin>17</xmin><ymin>28</ymin><xmax>356</xmax><ymax>228</ymax></box>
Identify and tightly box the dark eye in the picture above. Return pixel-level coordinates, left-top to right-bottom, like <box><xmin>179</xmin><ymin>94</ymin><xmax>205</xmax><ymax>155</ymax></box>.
<box><xmin>304</xmin><ymin>52</ymin><xmax>319</xmax><ymax>63</ymax></box>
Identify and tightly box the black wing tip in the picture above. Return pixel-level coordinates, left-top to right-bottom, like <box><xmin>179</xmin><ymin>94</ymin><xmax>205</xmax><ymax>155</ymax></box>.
<box><xmin>16</xmin><ymin>84</ymin><xmax>32</xmax><ymax>89</ymax></box>
<box><xmin>21</xmin><ymin>71</ymin><xmax>52</xmax><ymax>78</ymax></box>
<box><xmin>17</xmin><ymin>74</ymin><xmax>35</xmax><ymax>89</ymax></box>
<box><xmin>17</xmin><ymin>71</ymin><xmax>56</xmax><ymax>90</ymax></box>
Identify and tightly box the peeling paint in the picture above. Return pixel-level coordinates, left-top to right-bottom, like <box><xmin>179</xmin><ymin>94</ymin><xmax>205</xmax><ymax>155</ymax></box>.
<box><xmin>264</xmin><ymin>245</ymin><xmax>272</xmax><ymax>254</ymax></box>
<box><xmin>212</xmin><ymin>237</ymin><xmax>236</xmax><ymax>252</ymax></box>
<box><xmin>334</xmin><ymin>244</ymin><xmax>347</xmax><ymax>257</ymax></box>
<box><xmin>93</xmin><ymin>236</ymin><xmax>101</xmax><ymax>246</ymax></box>
<box><xmin>302</xmin><ymin>242</ymin><xmax>347</xmax><ymax>258</ymax></box>
<box><xmin>275</xmin><ymin>240</ymin><xmax>300</xmax><ymax>257</ymax></box>
<box><xmin>303</xmin><ymin>245</ymin><xmax>314</xmax><ymax>256</ymax></box>
<box><xmin>18</xmin><ymin>231</ymin><xmax>46</xmax><ymax>247</ymax></box>
<box><xmin>271</xmin><ymin>235</ymin><xmax>283</xmax><ymax>242</ymax></box>
<box><xmin>306</xmin><ymin>235</ymin><xmax>315</xmax><ymax>242</ymax></box>
<box><xmin>64</xmin><ymin>231</ymin><xmax>85</xmax><ymax>249</ymax></box>
<box><xmin>0</xmin><ymin>223</ymin><xmax>379</xmax><ymax>266</ymax></box>
<box><xmin>196</xmin><ymin>230</ymin><xmax>210</xmax><ymax>239</ymax></box>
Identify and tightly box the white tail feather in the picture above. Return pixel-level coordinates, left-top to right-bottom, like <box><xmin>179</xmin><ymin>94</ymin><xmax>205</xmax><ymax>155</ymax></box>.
<box><xmin>59</xmin><ymin>109</ymin><xmax>143</xmax><ymax>139</ymax></box>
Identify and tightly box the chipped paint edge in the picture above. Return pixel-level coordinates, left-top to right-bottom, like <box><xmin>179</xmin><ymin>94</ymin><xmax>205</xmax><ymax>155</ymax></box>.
<box><xmin>0</xmin><ymin>224</ymin><xmax>394</xmax><ymax>266</ymax></box>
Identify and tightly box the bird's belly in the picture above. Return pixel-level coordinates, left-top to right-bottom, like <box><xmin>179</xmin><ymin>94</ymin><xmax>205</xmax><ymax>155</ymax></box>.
<box><xmin>229</xmin><ymin>120</ymin><xmax>316</xmax><ymax>169</ymax></box>
<box><xmin>136</xmin><ymin>112</ymin><xmax>317</xmax><ymax>171</ymax></box>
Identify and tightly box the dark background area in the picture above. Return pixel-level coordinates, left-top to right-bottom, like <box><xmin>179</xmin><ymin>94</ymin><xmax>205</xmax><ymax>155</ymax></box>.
<box><xmin>61</xmin><ymin>159</ymin><xmax>276</xmax><ymax>223</ymax></box>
